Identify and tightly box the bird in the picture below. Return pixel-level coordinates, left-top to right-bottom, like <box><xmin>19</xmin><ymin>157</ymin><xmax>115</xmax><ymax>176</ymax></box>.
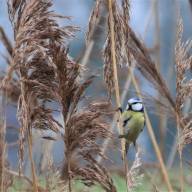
<box><xmin>118</xmin><ymin>98</ymin><xmax>145</xmax><ymax>154</ymax></box>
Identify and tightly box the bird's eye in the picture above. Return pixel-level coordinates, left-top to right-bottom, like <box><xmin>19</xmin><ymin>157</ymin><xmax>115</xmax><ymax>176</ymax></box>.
<box><xmin>131</xmin><ymin>103</ymin><xmax>143</xmax><ymax>111</ymax></box>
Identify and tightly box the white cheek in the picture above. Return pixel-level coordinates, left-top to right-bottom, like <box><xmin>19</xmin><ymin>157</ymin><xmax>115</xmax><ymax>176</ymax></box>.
<box><xmin>132</xmin><ymin>103</ymin><xmax>143</xmax><ymax>111</ymax></box>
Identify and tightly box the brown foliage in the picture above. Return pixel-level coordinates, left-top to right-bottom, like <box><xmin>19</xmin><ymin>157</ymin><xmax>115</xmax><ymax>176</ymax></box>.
<box><xmin>6</xmin><ymin>0</ymin><xmax>76</xmax><ymax>171</ymax></box>
<box><xmin>0</xmin><ymin>0</ymin><xmax>116</xmax><ymax>191</ymax></box>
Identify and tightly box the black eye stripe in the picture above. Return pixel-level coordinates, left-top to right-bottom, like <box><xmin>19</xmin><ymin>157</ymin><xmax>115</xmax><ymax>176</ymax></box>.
<box><xmin>130</xmin><ymin>102</ymin><xmax>142</xmax><ymax>105</ymax></box>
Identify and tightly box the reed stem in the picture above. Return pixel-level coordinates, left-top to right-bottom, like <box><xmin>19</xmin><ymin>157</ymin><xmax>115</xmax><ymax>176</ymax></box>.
<box><xmin>128</xmin><ymin>67</ymin><xmax>173</xmax><ymax>192</ymax></box>
<box><xmin>0</xmin><ymin>92</ymin><xmax>6</xmax><ymax>192</ymax></box>
<box><xmin>97</xmin><ymin>64</ymin><xmax>133</xmax><ymax>163</ymax></box>
<box><xmin>108</xmin><ymin>0</ymin><xmax>125</xmax><ymax>160</ymax></box>
<box><xmin>27</xmin><ymin>130</ymin><xmax>39</xmax><ymax>192</ymax></box>
<box><xmin>108</xmin><ymin>0</ymin><xmax>128</xmax><ymax>191</ymax></box>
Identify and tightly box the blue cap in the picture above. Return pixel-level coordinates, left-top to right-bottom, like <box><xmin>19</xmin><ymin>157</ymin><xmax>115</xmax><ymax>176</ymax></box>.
<box><xmin>128</xmin><ymin>98</ymin><xmax>142</xmax><ymax>104</ymax></box>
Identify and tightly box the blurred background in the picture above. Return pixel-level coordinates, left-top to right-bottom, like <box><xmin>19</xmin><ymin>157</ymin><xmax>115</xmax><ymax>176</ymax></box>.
<box><xmin>0</xmin><ymin>0</ymin><xmax>192</xmax><ymax>177</ymax></box>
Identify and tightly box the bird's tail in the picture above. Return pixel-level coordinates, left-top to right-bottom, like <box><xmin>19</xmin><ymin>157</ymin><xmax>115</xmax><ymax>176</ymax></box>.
<box><xmin>118</xmin><ymin>135</ymin><xmax>130</xmax><ymax>154</ymax></box>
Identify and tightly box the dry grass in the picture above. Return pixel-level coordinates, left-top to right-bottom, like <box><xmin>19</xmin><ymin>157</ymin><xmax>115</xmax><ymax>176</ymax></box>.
<box><xmin>175</xmin><ymin>19</ymin><xmax>192</xmax><ymax>146</ymax></box>
<box><xmin>1</xmin><ymin>0</ymin><xmax>116</xmax><ymax>191</ymax></box>
<box><xmin>0</xmin><ymin>93</ymin><xmax>6</xmax><ymax>192</ymax></box>
<box><xmin>62</xmin><ymin>100</ymin><xmax>116</xmax><ymax>191</ymax></box>
<box><xmin>0</xmin><ymin>0</ymin><xmax>192</xmax><ymax>192</ymax></box>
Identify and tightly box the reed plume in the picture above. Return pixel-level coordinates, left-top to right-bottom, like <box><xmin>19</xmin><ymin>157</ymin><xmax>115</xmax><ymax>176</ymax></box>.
<box><xmin>1</xmin><ymin>0</ymin><xmax>77</xmax><ymax>191</ymax></box>
<box><xmin>104</xmin><ymin>0</ymin><xmax>130</xmax><ymax>96</ymax></box>
<box><xmin>61</xmin><ymin>97</ymin><xmax>116</xmax><ymax>191</ymax></box>
<box><xmin>52</xmin><ymin>46</ymin><xmax>116</xmax><ymax>191</ymax></box>
<box><xmin>2</xmin><ymin>0</ymin><xmax>191</xmax><ymax>191</ymax></box>
<box><xmin>175</xmin><ymin>19</ymin><xmax>192</xmax><ymax>147</ymax></box>
<box><xmin>86</xmin><ymin>0</ymin><xmax>103</xmax><ymax>45</ymax></box>
<box><xmin>6</xmin><ymin>0</ymin><xmax>75</xmax><ymax>175</ymax></box>
<box><xmin>0</xmin><ymin>1</ymin><xmax>117</xmax><ymax>191</ymax></box>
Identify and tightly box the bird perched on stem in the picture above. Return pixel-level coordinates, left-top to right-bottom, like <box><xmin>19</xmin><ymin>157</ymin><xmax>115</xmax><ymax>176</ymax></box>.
<box><xmin>118</xmin><ymin>98</ymin><xmax>145</xmax><ymax>154</ymax></box>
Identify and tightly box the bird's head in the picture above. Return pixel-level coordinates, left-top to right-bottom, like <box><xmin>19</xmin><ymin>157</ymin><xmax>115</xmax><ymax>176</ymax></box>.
<box><xmin>126</xmin><ymin>97</ymin><xmax>144</xmax><ymax>112</ymax></box>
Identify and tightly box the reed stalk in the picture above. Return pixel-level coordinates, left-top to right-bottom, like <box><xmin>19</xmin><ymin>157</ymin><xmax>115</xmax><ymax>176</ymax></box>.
<box><xmin>107</xmin><ymin>1</ymin><xmax>129</xmax><ymax>191</ymax></box>
<box><xmin>176</xmin><ymin>117</ymin><xmax>184</xmax><ymax>192</ymax></box>
<box><xmin>128</xmin><ymin>67</ymin><xmax>173</xmax><ymax>192</ymax></box>
<box><xmin>153</xmin><ymin>0</ymin><xmax>166</xmax><ymax>159</ymax></box>
<box><xmin>107</xmin><ymin>0</ymin><xmax>125</xmax><ymax>161</ymax></box>
<box><xmin>97</xmin><ymin>65</ymin><xmax>133</xmax><ymax>163</ymax></box>
<box><xmin>0</xmin><ymin>92</ymin><xmax>6</xmax><ymax>192</ymax></box>
<box><xmin>27</xmin><ymin>129</ymin><xmax>39</xmax><ymax>192</ymax></box>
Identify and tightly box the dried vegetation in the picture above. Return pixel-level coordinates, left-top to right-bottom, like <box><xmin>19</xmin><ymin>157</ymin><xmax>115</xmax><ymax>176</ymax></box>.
<box><xmin>0</xmin><ymin>0</ymin><xmax>192</xmax><ymax>191</ymax></box>
<box><xmin>1</xmin><ymin>0</ymin><xmax>116</xmax><ymax>191</ymax></box>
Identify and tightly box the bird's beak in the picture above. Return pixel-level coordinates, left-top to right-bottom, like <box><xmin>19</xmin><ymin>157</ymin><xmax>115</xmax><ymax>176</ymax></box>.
<box><xmin>116</xmin><ymin>107</ymin><xmax>123</xmax><ymax>113</ymax></box>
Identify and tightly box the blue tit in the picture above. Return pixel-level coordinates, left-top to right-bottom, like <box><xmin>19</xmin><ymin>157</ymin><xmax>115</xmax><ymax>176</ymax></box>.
<box><xmin>119</xmin><ymin>98</ymin><xmax>145</xmax><ymax>154</ymax></box>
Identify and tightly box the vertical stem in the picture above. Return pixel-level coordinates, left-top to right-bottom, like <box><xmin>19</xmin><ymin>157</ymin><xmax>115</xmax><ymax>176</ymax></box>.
<box><xmin>108</xmin><ymin>0</ymin><xmax>125</xmax><ymax>160</ymax></box>
<box><xmin>97</xmin><ymin>65</ymin><xmax>133</xmax><ymax>163</ymax></box>
<box><xmin>107</xmin><ymin>1</ymin><xmax>128</xmax><ymax>191</ymax></box>
<box><xmin>20</xmin><ymin>80</ymin><xmax>38</xmax><ymax>192</ymax></box>
<box><xmin>166</xmin><ymin>59</ymin><xmax>176</xmax><ymax>169</ymax></box>
<box><xmin>68</xmin><ymin>161</ymin><xmax>72</xmax><ymax>192</ymax></box>
<box><xmin>66</xmin><ymin>150</ymin><xmax>72</xmax><ymax>192</ymax></box>
<box><xmin>27</xmin><ymin>129</ymin><xmax>39</xmax><ymax>192</ymax></box>
<box><xmin>153</xmin><ymin>0</ymin><xmax>166</xmax><ymax>160</ymax></box>
<box><xmin>0</xmin><ymin>91</ymin><xmax>6</xmax><ymax>192</ymax></box>
<box><xmin>129</xmin><ymin>68</ymin><xmax>173</xmax><ymax>192</ymax></box>
<box><xmin>176</xmin><ymin>116</ymin><xmax>184</xmax><ymax>192</ymax></box>
<box><xmin>179</xmin><ymin>150</ymin><xmax>183</xmax><ymax>192</ymax></box>
<box><xmin>64</xmin><ymin>114</ymin><xmax>72</xmax><ymax>192</ymax></box>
